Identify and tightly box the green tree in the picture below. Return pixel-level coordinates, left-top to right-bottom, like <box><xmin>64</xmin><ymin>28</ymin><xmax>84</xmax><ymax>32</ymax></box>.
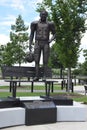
<box><xmin>72</xmin><ymin>63</ymin><xmax>82</xmax><ymax>76</ymax></box>
<box><xmin>83</xmin><ymin>49</ymin><xmax>87</xmax><ymax>61</ymax></box>
<box><xmin>1</xmin><ymin>43</ymin><xmax>16</xmax><ymax>66</ymax></box>
<box><xmin>37</xmin><ymin>0</ymin><xmax>87</xmax><ymax>91</ymax></box>
<box><xmin>48</xmin><ymin>43</ymin><xmax>61</xmax><ymax>68</ymax></box>
<box><xmin>10</xmin><ymin>15</ymin><xmax>29</xmax><ymax>66</ymax></box>
<box><xmin>80</xmin><ymin>49</ymin><xmax>87</xmax><ymax>75</ymax></box>
<box><xmin>0</xmin><ymin>45</ymin><xmax>5</xmax><ymax>66</ymax></box>
<box><xmin>48</xmin><ymin>43</ymin><xmax>64</xmax><ymax>78</ymax></box>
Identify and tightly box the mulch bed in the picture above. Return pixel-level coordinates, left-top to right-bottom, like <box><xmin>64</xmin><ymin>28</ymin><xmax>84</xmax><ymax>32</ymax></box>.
<box><xmin>51</xmin><ymin>93</ymin><xmax>84</xmax><ymax>98</ymax></box>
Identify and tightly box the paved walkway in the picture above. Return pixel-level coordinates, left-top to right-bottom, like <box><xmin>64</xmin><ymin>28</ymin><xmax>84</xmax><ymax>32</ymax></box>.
<box><xmin>0</xmin><ymin>80</ymin><xmax>86</xmax><ymax>94</ymax></box>
<box><xmin>1</xmin><ymin>121</ymin><xmax>87</xmax><ymax>130</ymax></box>
<box><xmin>0</xmin><ymin>80</ymin><xmax>87</xmax><ymax>130</ymax></box>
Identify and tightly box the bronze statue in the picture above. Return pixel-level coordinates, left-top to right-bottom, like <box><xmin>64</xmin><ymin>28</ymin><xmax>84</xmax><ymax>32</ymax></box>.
<box><xmin>29</xmin><ymin>10</ymin><xmax>56</xmax><ymax>81</ymax></box>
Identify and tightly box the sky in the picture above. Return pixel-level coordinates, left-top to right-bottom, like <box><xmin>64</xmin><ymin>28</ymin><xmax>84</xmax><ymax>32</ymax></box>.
<box><xmin>0</xmin><ymin>0</ymin><xmax>87</xmax><ymax>65</ymax></box>
<box><xmin>0</xmin><ymin>0</ymin><xmax>42</xmax><ymax>66</ymax></box>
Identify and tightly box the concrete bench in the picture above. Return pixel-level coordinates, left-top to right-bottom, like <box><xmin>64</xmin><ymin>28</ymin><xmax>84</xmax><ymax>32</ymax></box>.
<box><xmin>56</xmin><ymin>101</ymin><xmax>87</xmax><ymax>121</ymax></box>
<box><xmin>0</xmin><ymin>107</ymin><xmax>25</xmax><ymax>128</ymax></box>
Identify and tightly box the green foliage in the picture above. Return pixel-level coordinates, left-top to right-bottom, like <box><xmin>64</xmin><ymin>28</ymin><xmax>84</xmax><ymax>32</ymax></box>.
<box><xmin>37</xmin><ymin>0</ymin><xmax>87</xmax><ymax>68</ymax></box>
<box><xmin>37</xmin><ymin>0</ymin><xmax>87</xmax><ymax>91</ymax></box>
<box><xmin>10</xmin><ymin>15</ymin><xmax>29</xmax><ymax>66</ymax></box>
<box><xmin>0</xmin><ymin>45</ymin><xmax>5</xmax><ymax>66</ymax></box>
<box><xmin>0</xmin><ymin>15</ymin><xmax>29</xmax><ymax>66</ymax></box>
<box><xmin>83</xmin><ymin>49</ymin><xmax>87</xmax><ymax>61</ymax></box>
<box><xmin>79</xmin><ymin>61</ymin><xmax>87</xmax><ymax>76</ymax></box>
<box><xmin>78</xmin><ymin>50</ymin><xmax>87</xmax><ymax>75</ymax></box>
<box><xmin>11</xmin><ymin>15</ymin><xmax>28</xmax><ymax>32</ymax></box>
<box><xmin>1</xmin><ymin>43</ymin><xmax>16</xmax><ymax>66</ymax></box>
<box><xmin>48</xmin><ymin>43</ymin><xmax>63</xmax><ymax>68</ymax></box>
<box><xmin>73</xmin><ymin>68</ymin><xmax>81</xmax><ymax>76</ymax></box>
<box><xmin>73</xmin><ymin>62</ymin><xmax>87</xmax><ymax>76</ymax></box>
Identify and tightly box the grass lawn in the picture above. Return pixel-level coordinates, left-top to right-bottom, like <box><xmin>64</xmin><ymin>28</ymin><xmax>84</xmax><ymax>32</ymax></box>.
<box><xmin>0</xmin><ymin>92</ymin><xmax>45</xmax><ymax>97</ymax></box>
<box><xmin>51</xmin><ymin>92</ymin><xmax>87</xmax><ymax>103</ymax></box>
<box><xmin>0</xmin><ymin>91</ymin><xmax>87</xmax><ymax>103</ymax></box>
<box><xmin>0</xmin><ymin>85</ymin><xmax>87</xmax><ymax>103</ymax></box>
<box><xmin>0</xmin><ymin>84</ymin><xmax>61</xmax><ymax>90</ymax></box>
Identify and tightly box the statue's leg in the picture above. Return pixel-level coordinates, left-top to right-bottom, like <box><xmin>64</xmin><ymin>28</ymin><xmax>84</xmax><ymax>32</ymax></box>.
<box><xmin>43</xmin><ymin>43</ymin><xmax>50</xmax><ymax>80</ymax></box>
<box><xmin>34</xmin><ymin>41</ymin><xmax>41</xmax><ymax>81</ymax></box>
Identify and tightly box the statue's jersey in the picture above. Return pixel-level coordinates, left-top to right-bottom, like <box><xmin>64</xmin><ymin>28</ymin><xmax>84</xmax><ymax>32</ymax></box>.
<box><xmin>36</xmin><ymin>22</ymin><xmax>49</xmax><ymax>40</ymax></box>
<box><xmin>30</xmin><ymin>20</ymin><xmax>55</xmax><ymax>41</ymax></box>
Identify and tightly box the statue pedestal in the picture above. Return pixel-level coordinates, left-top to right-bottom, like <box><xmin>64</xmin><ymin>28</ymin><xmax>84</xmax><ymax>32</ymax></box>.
<box><xmin>40</xmin><ymin>95</ymin><xmax>73</xmax><ymax>105</ymax></box>
<box><xmin>23</xmin><ymin>101</ymin><xmax>57</xmax><ymax>125</ymax></box>
<box><xmin>0</xmin><ymin>96</ymin><xmax>86</xmax><ymax>128</ymax></box>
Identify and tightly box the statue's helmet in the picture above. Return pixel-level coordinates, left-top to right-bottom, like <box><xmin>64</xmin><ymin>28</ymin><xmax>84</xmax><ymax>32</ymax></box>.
<box><xmin>40</xmin><ymin>10</ymin><xmax>48</xmax><ymax>17</ymax></box>
<box><xmin>25</xmin><ymin>51</ymin><xmax>34</xmax><ymax>63</ymax></box>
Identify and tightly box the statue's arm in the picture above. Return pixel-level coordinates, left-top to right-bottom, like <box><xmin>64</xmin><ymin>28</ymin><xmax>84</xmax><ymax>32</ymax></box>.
<box><xmin>29</xmin><ymin>22</ymin><xmax>36</xmax><ymax>51</ymax></box>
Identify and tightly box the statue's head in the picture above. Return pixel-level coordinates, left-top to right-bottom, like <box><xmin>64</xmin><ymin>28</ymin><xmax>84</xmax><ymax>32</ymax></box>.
<box><xmin>40</xmin><ymin>10</ymin><xmax>48</xmax><ymax>17</ymax></box>
<box><xmin>40</xmin><ymin>10</ymin><xmax>48</xmax><ymax>21</ymax></box>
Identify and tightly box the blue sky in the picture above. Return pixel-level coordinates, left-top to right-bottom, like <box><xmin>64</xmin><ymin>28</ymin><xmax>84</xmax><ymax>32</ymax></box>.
<box><xmin>0</xmin><ymin>0</ymin><xmax>41</xmax><ymax>44</ymax></box>
<box><xmin>0</xmin><ymin>0</ymin><xmax>87</xmax><ymax>63</ymax></box>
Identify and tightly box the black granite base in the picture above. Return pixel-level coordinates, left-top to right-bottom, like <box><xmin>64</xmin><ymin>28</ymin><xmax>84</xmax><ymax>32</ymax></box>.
<box><xmin>0</xmin><ymin>96</ymin><xmax>73</xmax><ymax>126</ymax></box>
<box><xmin>0</xmin><ymin>97</ymin><xmax>22</xmax><ymax>108</ymax></box>
<box><xmin>0</xmin><ymin>95</ymin><xmax>73</xmax><ymax>108</ymax></box>
<box><xmin>23</xmin><ymin>101</ymin><xmax>57</xmax><ymax>125</ymax></box>
<box><xmin>40</xmin><ymin>95</ymin><xmax>73</xmax><ymax>105</ymax></box>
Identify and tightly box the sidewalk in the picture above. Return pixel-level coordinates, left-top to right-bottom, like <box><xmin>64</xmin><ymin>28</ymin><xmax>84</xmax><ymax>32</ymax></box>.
<box><xmin>1</xmin><ymin>104</ymin><xmax>87</xmax><ymax>130</ymax></box>
<box><xmin>1</xmin><ymin>116</ymin><xmax>87</xmax><ymax>130</ymax></box>
<box><xmin>0</xmin><ymin>79</ymin><xmax>86</xmax><ymax>93</ymax></box>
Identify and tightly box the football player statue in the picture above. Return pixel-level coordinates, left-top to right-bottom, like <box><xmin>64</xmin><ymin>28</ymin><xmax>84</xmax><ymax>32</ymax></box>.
<box><xmin>29</xmin><ymin>10</ymin><xmax>56</xmax><ymax>81</ymax></box>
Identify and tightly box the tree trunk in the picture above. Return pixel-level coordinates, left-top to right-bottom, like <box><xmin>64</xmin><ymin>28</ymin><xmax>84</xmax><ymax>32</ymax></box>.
<box><xmin>67</xmin><ymin>67</ymin><xmax>72</xmax><ymax>92</ymax></box>
<box><xmin>18</xmin><ymin>63</ymin><xmax>21</xmax><ymax>87</ymax></box>
<box><xmin>60</xmin><ymin>68</ymin><xmax>63</xmax><ymax>78</ymax></box>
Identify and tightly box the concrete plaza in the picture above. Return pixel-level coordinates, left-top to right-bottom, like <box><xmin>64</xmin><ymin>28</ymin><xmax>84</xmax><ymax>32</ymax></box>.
<box><xmin>1</xmin><ymin>119</ymin><xmax>87</xmax><ymax>130</ymax></box>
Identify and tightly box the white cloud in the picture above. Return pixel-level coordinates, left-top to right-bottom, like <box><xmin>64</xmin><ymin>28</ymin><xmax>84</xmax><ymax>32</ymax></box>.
<box><xmin>0</xmin><ymin>21</ymin><xmax>13</xmax><ymax>27</ymax></box>
<box><xmin>0</xmin><ymin>0</ymin><xmax>43</xmax><ymax>10</ymax></box>
<box><xmin>31</xmin><ymin>0</ymin><xmax>43</xmax><ymax>5</ymax></box>
<box><xmin>10</xmin><ymin>0</ymin><xmax>25</xmax><ymax>11</ymax></box>
<box><xmin>0</xmin><ymin>0</ymin><xmax>9</xmax><ymax>6</ymax></box>
<box><xmin>0</xmin><ymin>34</ymin><xmax>10</xmax><ymax>45</ymax></box>
<box><xmin>0</xmin><ymin>0</ymin><xmax>43</xmax><ymax>11</ymax></box>
<box><xmin>0</xmin><ymin>15</ymin><xmax>16</xmax><ymax>27</ymax></box>
<box><xmin>4</xmin><ymin>15</ymin><xmax>16</xmax><ymax>21</ymax></box>
<box><xmin>27</xmin><ymin>0</ymin><xmax>43</xmax><ymax>10</ymax></box>
<box><xmin>0</xmin><ymin>0</ymin><xmax>25</xmax><ymax>11</ymax></box>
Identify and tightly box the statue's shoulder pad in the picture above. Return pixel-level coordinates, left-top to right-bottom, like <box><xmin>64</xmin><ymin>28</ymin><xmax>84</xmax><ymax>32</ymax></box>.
<box><xmin>31</xmin><ymin>21</ymin><xmax>38</xmax><ymax>26</ymax></box>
